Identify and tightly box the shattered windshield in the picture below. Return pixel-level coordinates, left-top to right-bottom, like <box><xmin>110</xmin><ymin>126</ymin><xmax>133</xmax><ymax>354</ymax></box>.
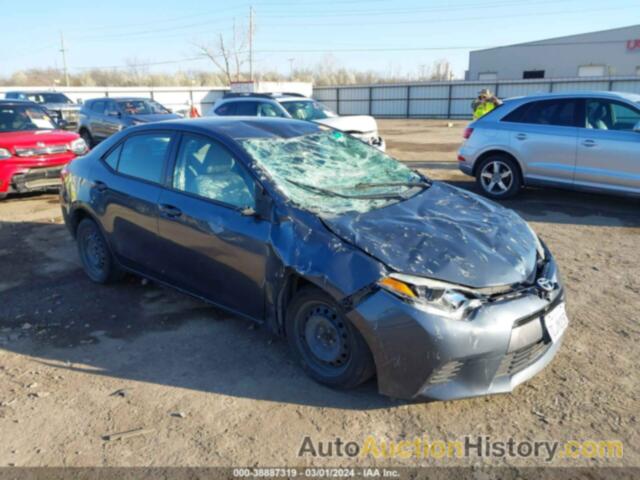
<box><xmin>241</xmin><ymin>130</ymin><xmax>427</xmax><ymax>215</ymax></box>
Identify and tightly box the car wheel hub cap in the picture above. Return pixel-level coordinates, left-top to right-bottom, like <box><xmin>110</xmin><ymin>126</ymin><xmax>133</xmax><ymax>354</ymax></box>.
<box><xmin>304</xmin><ymin>306</ymin><xmax>348</xmax><ymax>365</ymax></box>
<box><xmin>481</xmin><ymin>161</ymin><xmax>513</xmax><ymax>194</ymax></box>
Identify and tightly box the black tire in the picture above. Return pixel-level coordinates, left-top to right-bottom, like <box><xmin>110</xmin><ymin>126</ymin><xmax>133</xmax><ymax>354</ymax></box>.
<box><xmin>475</xmin><ymin>154</ymin><xmax>522</xmax><ymax>199</ymax></box>
<box><xmin>286</xmin><ymin>286</ymin><xmax>375</xmax><ymax>389</ymax></box>
<box><xmin>0</xmin><ymin>193</ymin><xmax>7</xmax><ymax>201</ymax></box>
<box><xmin>79</xmin><ymin>129</ymin><xmax>94</xmax><ymax>149</ymax></box>
<box><xmin>76</xmin><ymin>218</ymin><xmax>123</xmax><ymax>284</ymax></box>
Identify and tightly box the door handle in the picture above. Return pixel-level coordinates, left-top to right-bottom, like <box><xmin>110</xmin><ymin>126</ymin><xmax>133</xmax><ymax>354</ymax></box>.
<box><xmin>94</xmin><ymin>180</ymin><xmax>108</xmax><ymax>192</ymax></box>
<box><xmin>515</xmin><ymin>133</ymin><xmax>527</xmax><ymax>140</ymax></box>
<box><xmin>582</xmin><ymin>139</ymin><xmax>596</xmax><ymax>147</ymax></box>
<box><xmin>159</xmin><ymin>204</ymin><xmax>182</xmax><ymax>218</ymax></box>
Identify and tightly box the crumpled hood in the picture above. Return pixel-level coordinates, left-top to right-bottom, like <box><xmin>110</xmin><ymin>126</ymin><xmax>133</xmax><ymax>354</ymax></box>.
<box><xmin>313</xmin><ymin>115</ymin><xmax>378</xmax><ymax>134</ymax></box>
<box><xmin>322</xmin><ymin>182</ymin><xmax>538</xmax><ymax>288</ymax></box>
<box><xmin>128</xmin><ymin>113</ymin><xmax>181</xmax><ymax>123</ymax></box>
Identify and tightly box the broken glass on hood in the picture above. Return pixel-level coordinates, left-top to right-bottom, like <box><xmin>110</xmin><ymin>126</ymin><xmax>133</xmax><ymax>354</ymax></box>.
<box><xmin>240</xmin><ymin>130</ymin><xmax>428</xmax><ymax>215</ymax></box>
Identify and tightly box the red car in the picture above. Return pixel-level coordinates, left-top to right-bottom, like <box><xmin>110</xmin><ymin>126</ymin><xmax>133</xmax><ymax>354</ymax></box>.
<box><xmin>0</xmin><ymin>100</ymin><xmax>87</xmax><ymax>200</ymax></box>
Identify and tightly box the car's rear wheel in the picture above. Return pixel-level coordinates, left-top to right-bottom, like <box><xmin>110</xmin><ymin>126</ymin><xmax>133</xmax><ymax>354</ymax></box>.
<box><xmin>286</xmin><ymin>286</ymin><xmax>375</xmax><ymax>389</ymax></box>
<box><xmin>79</xmin><ymin>129</ymin><xmax>94</xmax><ymax>149</ymax></box>
<box><xmin>76</xmin><ymin>218</ymin><xmax>123</xmax><ymax>284</ymax></box>
<box><xmin>476</xmin><ymin>154</ymin><xmax>521</xmax><ymax>199</ymax></box>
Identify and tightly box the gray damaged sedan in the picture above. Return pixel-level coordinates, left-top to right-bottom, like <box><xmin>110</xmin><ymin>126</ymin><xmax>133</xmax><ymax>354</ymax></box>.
<box><xmin>61</xmin><ymin>118</ymin><xmax>568</xmax><ymax>401</ymax></box>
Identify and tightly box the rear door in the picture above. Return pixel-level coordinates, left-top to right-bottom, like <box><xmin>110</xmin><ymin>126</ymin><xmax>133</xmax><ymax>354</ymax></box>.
<box><xmin>502</xmin><ymin>98</ymin><xmax>580</xmax><ymax>185</ymax></box>
<box><xmin>156</xmin><ymin>132</ymin><xmax>271</xmax><ymax>320</ymax></box>
<box><xmin>95</xmin><ymin>131</ymin><xmax>175</xmax><ymax>275</ymax></box>
<box><xmin>575</xmin><ymin>98</ymin><xmax>640</xmax><ymax>194</ymax></box>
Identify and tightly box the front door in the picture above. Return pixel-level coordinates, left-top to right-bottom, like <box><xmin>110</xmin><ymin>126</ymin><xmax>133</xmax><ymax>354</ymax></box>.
<box><xmin>575</xmin><ymin>98</ymin><xmax>640</xmax><ymax>194</ymax></box>
<box><xmin>156</xmin><ymin>133</ymin><xmax>271</xmax><ymax>320</ymax></box>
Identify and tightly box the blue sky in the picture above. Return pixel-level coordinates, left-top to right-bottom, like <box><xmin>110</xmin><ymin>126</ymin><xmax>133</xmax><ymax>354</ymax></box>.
<box><xmin>1</xmin><ymin>0</ymin><xmax>639</xmax><ymax>79</ymax></box>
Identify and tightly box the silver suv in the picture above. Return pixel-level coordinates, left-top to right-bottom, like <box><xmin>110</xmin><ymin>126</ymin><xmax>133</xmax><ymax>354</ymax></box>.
<box><xmin>458</xmin><ymin>91</ymin><xmax>640</xmax><ymax>199</ymax></box>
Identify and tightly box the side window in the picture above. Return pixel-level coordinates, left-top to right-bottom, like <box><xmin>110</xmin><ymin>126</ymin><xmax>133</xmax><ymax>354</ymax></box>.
<box><xmin>234</xmin><ymin>101</ymin><xmax>258</xmax><ymax>116</ymax></box>
<box><xmin>257</xmin><ymin>102</ymin><xmax>285</xmax><ymax>117</ymax></box>
<box><xmin>91</xmin><ymin>101</ymin><xmax>105</xmax><ymax>114</ymax></box>
<box><xmin>215</xmin><ymin>103</ymin><xmax>235</xmax><ymax>116</ymax></box>
<box><xmin>117</xmin><ymin>133</ymin><xmax>171</xmax><ymax>183</ymax></box>
<box><xmin>502</xmin><ymin>100</ymin><xmax>577</xmax><ymax>127</ymax></box>
<box><xmin>586</xmin><ymin>100</ymin><xmax>640</xmax><ymax>131</ymax></box>
<box><xmin>104</xmin><ymin>101</ymin><xmax>118</xmax><ymax>116</ymax></box>
<box><xmin>103</xmin><ymin>145</ymin><xmax>122</xmax><ymax>170</ymax></box>
<box><xmin>172</xmin><ymin>134</ymin><xmax>256</xmax><ymax>209</ymax></box>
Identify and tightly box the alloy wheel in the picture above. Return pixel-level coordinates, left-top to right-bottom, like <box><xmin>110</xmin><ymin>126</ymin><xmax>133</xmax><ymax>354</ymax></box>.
<box><xmin>480</xmin><ymin>160</ymin><xmax>514</xmax><ymax>195</ymax></box>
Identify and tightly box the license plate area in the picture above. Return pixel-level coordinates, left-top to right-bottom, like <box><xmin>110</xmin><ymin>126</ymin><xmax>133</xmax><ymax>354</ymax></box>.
<box><xmin>544</xmin><ymin>303</ymin><xmax>569</xmax><ymax>343</ymax></box>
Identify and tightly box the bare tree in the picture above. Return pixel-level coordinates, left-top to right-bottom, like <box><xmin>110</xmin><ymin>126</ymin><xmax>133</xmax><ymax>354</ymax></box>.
<box><xmin>194</xmin><ymin>21</ymin><xmax>249</xmax><ymax>84</ymax></box>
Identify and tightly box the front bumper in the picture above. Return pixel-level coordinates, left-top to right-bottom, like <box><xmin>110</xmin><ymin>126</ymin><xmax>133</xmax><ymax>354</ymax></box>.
<box><xmin>347</xmin><ymin>280</ymin><xmax>566</xmax><ymax>401</ymax></box>
<box><xmin>0</xmin><ymin>155</ymin><xmax>74</xmax><ymax>194</ymax></box>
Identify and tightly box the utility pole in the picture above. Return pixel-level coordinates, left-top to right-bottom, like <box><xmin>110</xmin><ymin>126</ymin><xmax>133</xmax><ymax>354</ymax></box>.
<box><xmin>249</xmin><ymin>6</ymin><xmax>254</xmax><ymax>82</ymax></box>
<box><xmin>59</xmin><ymin>32</ymin><xmax>70</xmax><ymax>87</ymax></box>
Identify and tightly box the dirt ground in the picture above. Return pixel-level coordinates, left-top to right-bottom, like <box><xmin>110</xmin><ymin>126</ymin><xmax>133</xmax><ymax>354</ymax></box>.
<box><xmin>0</xmin><ymin>120</ymin><xmax>638</xmax><ymax>473</ymax></box>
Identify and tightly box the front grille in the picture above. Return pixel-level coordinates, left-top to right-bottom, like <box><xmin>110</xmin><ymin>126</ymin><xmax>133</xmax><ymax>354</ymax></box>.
<box><xmin>15</xmin><ymin>144</ymin><xmax>69</xmax><ymax>157</ymax></box>
<box><xmin>496</xmin><ymin>339</ymin><xmax>551</xmax><ymax>377</ymax></box>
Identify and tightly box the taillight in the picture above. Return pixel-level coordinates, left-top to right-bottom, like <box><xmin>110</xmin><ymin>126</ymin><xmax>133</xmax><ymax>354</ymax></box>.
<box><xmin>463</xmin><ymin>127</ymin><xmax>474</xmax><ymax>139</ymax></box>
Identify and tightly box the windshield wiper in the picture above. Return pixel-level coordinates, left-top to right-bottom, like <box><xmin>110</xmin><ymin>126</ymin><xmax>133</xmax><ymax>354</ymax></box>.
<box><xmin>354</xmin><ymin>180</ymin><xmax>431</xmax><ymax>190</ymax></box>
<box><xmin>286</xmin><ymin>179</ymin><xmax>404</xmax><ymax>200</ymax></box>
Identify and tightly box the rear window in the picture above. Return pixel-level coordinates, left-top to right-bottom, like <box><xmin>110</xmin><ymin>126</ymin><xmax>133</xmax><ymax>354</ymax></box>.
<box><xmin>215</xmin><ymin>103</ymin><xmax>235</xmax><ymax>116</ymax></box>
<box><xmin>502</xmin><ymin>99</ymin><xmax>577</xmax><ymax>127</ymax></box>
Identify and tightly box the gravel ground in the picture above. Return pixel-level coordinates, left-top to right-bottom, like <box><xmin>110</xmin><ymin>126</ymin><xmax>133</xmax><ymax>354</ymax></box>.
<box><xmin>0</xmin><ymin>120</ymin><xmax>638</xmax><ymax>474</ymax></box>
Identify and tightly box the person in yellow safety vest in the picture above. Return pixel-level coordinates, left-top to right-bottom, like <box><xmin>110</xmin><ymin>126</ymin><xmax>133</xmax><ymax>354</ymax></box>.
<box><xmin>472</xmin><ymin>89</ymin><xmax>502</xmax><ymax>120</ymax></box>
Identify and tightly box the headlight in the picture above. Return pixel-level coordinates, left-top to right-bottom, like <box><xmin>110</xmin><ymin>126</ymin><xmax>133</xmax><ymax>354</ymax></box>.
<box><xmin>0</xmin><ymin>148</ymin><xmax>12</xmax><ymax>160</ymax></box>
<box><xmin>379</xmin><ymin>274</ymin><xmax>483</xmax><ymax>320</ymax></box>
<box><xmin>69</xmin><ymin>138</ymin><xmax>88</xmax><ymax>155</ymax></box>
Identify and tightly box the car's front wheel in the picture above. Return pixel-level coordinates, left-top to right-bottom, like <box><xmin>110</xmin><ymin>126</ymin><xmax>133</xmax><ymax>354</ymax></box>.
<box><xmin>476</xmin><ymin>154</ymin><xmax>521</xmax><ymax>199</ymax></box>
<box><xmin>76</xmin><ymin>218</ymin><xmax>123</xmax><ymax>284</ymax></box>
<box><xmin>286</xmin><ymin>286</ymin><xmax>375</xmax><ymax>389</ymax></box>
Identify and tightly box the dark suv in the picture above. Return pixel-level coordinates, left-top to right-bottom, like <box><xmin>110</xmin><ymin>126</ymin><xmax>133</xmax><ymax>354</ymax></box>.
<box><xmin>5</xmin><ymin>91</ymin><xmax>81</xmax><ymax>130</ymax></box>
<box><xmin>78</xmin><ymin>97</ymin><xmax>180</xmax><ymax>146</ymax></box>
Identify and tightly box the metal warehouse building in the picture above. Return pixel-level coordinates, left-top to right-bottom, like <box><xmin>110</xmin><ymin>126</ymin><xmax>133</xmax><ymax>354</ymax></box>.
<box><xmin>467</xmin><ymin>25</ymin><xmax>640</xmax><ymax>81</ymax></box>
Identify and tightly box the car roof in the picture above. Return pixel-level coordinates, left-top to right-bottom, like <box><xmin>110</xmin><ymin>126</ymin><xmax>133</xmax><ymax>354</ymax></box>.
<box><xmin>221</xmin><ymin>93</ymin><xmax>311</xmax><ymax>103</ymax></box>
<box><xmin>135</xmin><ymin>116</ymin><xmax>323</xmax><ymax>141</ymax></box>
<box><xmin>0</xmin><ymin>99</ymin><xmax>41</xmax><ymax>107</ymax></box>
<box><xmin>6</xmin><ymin>91</ymin><xmax>65</xmax><ymax>95</ymax></box>
<box><xmin>85</xmin><ymin>97</ymin><xmax>153</xmax><ymax>103</ymax></box>
<box><xmin>505</xmin><ymin>90</ymin><xmax>640</xmax><ymax>103</ymax></box>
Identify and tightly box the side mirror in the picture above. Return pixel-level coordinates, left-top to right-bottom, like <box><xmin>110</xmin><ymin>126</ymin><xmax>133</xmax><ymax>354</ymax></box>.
<box><xmin>634</xmin><ymin>120</ymin><xmax>640</xmax><ymax>133</ymax></box>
